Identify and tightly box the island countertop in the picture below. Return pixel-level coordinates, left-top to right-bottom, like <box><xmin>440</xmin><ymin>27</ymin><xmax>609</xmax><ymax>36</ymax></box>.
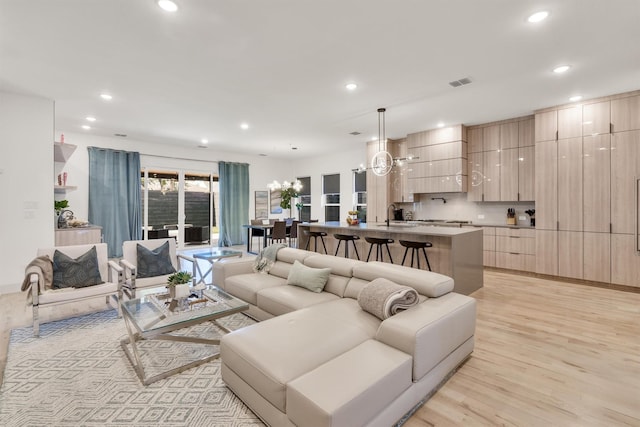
<box><xmin>297</xmin><ymin>221</ymin><xmax>483</xmax><ymax>295</ymax></box>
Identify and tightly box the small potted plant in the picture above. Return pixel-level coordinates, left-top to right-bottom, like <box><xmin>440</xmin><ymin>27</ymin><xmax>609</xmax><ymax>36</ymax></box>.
<box><xmin>166</xmin><ymin>271</ymin><xmax>193</xmax><ymax>299</ymax></box>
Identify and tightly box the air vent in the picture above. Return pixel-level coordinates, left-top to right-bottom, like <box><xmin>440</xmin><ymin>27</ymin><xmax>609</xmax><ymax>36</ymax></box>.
<box><xmin>448</xmin><ymin>77</ymin><xmax>472</xmax><ymax>88</ymax></box>
<box><xmin>350</xmin><ymin>131</ymin><xmax>361</xmax><ymax>135</ymax></box>
<box><xmin>114</xmin><ymin>133</ymin><xmax>127</xmax><ymax>137</ymax></box>
<box><xmin>198</xmin><ymin>145</ymin><xmax>208</xmax><ymax>149</ymax></box>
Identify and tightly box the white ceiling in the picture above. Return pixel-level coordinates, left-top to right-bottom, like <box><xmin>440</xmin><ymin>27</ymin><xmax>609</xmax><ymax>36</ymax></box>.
<box><xmin>1</xmin><ymin>0</ymin><xmax>639</xmax><ymax>159</ymax></box>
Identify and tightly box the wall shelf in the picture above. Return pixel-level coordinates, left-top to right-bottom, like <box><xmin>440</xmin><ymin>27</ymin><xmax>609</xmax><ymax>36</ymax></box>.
<box><xmin>54</xmin><ymin>185</ymin><xmax>77</xmax><ymax>193</ymax></box>
<box><xmin>54</xmin><ymin>142</ymin><xmax>77</xmax><ymax>163</ymax></box>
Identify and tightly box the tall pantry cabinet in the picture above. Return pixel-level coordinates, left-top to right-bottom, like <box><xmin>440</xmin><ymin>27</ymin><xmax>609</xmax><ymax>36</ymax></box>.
<box><xmin>535</xmin><ymin>91</ymin><xmax>640</xmax><ymax>288</ymax></box>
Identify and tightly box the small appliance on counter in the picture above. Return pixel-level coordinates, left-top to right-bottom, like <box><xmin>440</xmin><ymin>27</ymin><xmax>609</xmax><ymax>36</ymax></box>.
<box><xmin>393</xmin><ymin>208</ymin><xmax>404</xmax><ymax>221</ymax></box>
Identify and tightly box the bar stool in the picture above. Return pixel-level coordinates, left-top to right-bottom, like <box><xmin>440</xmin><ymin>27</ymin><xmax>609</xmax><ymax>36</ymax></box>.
<box><xmin>365</xmin><ymin>237</ymin><xmax>394</xmax><ymax>263</ymax></box>
<box><xmin>334</xmin><ymin>234</ymin><xmax>360</xmax><ymax>260</ymax></box>
<box><xmin>304</xmin><ymin>230</ymin><xmax>328</xmax><ymax>254</ymax></box>
<box><xmin>399</xmin><ymin>240</ymin><xmax>432</xmax><ymax>271</ymax></box>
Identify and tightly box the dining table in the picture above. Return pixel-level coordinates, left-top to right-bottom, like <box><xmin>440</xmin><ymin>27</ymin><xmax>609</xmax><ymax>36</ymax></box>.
<box><xmin>242</xmin><ymin>220</ymin><xmax>295</xmax><ymax>254</ymax></box>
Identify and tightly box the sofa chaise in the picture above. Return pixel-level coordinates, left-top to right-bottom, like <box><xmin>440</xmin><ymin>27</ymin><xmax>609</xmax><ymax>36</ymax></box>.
<box><xmin>213</xmin><ymin>247</ymin><xmax>476</xmax><ymax>427</ymax></box>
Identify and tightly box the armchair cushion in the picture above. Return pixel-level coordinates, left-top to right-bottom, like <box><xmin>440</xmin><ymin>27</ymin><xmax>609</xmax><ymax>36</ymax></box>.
<box><xmin>136</xmin><ymin>241</ymin><xmax>176</xmax><ymax>278</ymax></box>
<box><xmin>52</xmin><ymin>246</ymin><xmax>104</xmax><ymax>289</ymax></box>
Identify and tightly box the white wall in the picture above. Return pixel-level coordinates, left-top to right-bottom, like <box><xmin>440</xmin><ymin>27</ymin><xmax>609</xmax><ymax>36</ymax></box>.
<box><xmin>0</xmin><ymin>91</ymin><xmax>55</xmax><ymax>294</ymax></box>
<box><xmin>292</xmin><ymin>145</ymin><xmax>367</xmax><ymax>222</ymax></box>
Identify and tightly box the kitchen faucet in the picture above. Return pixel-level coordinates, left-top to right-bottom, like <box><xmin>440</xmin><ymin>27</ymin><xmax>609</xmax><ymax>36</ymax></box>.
<box><xmin>386</xmin><ymin>203</ymin><xmax>396</xmax><ymax>227</ymax></box>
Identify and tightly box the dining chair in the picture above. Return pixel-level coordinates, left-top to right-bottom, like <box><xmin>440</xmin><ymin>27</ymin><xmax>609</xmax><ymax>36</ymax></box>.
<box><xmin>270</xmin><ymin>221</ymin><xmax>288</xmax><ymax>244</ymax></box>
<box><xmin>288</xmin><ymin>220</ymin><xmax>299</xmax><ymax>248</ymax></box>
<box><xmin>250</xmin><ymin>219</ymin><xmax>265</xmax><ymax>252</ymax></box>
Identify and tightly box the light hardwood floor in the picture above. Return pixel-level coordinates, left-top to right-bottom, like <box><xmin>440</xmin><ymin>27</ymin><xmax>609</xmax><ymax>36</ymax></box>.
<box><xmin>1</xmin><ymin>270</ymin><xmax>639</xmax><ymax>426</ymax></box>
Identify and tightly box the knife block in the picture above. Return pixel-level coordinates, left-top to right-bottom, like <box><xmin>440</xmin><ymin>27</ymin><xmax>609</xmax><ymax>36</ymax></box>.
<box><xmin>506</xmin><ymin>217</ymin><xmax>516</xmax><ymax>225</ymax></box>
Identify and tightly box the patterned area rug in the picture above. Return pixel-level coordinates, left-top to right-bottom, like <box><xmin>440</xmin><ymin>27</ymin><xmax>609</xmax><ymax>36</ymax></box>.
<box><xmin>0</xmin><ymin>310</ymin><xmax>264</xmax><ymax>427</ymax></box>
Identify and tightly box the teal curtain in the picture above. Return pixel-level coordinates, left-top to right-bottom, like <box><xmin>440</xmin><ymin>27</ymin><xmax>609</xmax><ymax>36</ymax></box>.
<box><xmin>218</xmin><ymin>161</ymin><xmax>249</xmax><ymax>247</ymax></box>
<box><xmin>88</xmin><ymin>147</ymin><xmax>142</xmax><ymax>257</ymax></box>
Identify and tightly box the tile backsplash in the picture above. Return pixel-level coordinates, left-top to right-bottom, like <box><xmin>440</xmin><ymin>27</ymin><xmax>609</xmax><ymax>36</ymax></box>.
<box><xmin>396</xmin><ymin>193</ymin><xmax>535</xmax><ymax>227</ymax></box>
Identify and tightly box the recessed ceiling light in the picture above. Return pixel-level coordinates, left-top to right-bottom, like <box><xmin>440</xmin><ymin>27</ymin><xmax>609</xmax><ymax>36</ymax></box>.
<box><xmin>201</xmin><ymin>138</ymin><xmax>208</xmax><ymax>144</ymax></box>
<box><xmin>86</xmin><ymin>116</ymin><xmax>96</xmax><ymax>122</ymax></box>
<box><xmin>81</xmin><ymin>125</ymin><xmax>91</xmax><ymax>130</ymax></box>
<box><xmin>371</xmin><ymin>136</ymin><xmax>377</xmax><ymax>141</ymax></box>
<box><xmin>569</xmin><ymin>95</ymin><xmax>583</xmax><ymax>102</ymax></box>
<box><xmin>527</xmin><ymin>11</ymin><xmax>549</xmax><ymax>23</ymax></box>
<box><xmin>553</xmin><ymin>65</ymin><xmax>571</xmax><ymax>74</ymax></box>
<box><xmin>100</xmin><ymin>93</ymin><xmax>112</xmax><ymax>100</ymax></box>
<box><xmin>240</xmin><ymin>123</ymin><xmax>249</xmax><ymax>130</ymax></box>
<box><xmin>157</xmin><ymin>0</ymin><xmax>178</xmax><ymax>12</ymax></box>
<box><xmin>345</xmin><ymin>83</ymin><xmax>357</xmax><ymax>91</ymax></box>
<box><xmin>437</xmin><ymin>122</ymin><xmax>445</xmax><ymax>128</ymax></box>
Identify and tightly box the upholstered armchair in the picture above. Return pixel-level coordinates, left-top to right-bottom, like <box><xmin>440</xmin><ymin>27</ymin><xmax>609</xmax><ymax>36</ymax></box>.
<box><xmin>26</xmin><ymin>243</ymin><xmax>123</xmax><ymax>337</ymax></box>
<box><xmin>120</xmin><ymin>238</ymin><xmax>195</xmax><ymax>299</ymax></box>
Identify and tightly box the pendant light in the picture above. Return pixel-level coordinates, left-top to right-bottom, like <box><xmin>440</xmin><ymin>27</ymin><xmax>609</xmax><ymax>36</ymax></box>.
<box><xmin>371</xmin><ymin>107</ymin><xmax>393</xmax><ymax>176</ymax></box>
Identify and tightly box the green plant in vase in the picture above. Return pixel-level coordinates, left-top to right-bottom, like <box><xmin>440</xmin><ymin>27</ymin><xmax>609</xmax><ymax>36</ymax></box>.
<box><xmin>166</xmin><ymin>271</ymin><xmax>193</xmax><ymax>300</ymax></box>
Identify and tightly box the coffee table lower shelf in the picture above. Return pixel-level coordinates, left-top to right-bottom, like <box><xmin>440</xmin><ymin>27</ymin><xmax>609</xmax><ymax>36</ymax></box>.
<box><xmin>120</xmin><ymin>318</ymin><xmax>232</xmax><ymax>386</ymax></box>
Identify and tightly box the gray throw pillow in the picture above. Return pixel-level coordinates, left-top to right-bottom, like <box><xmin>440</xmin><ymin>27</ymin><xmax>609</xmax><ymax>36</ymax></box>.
<box><xmin>137</xmin><ymin>241</ymin><xmax>176</xmax><ymax>278</ymax></box>
<box><xmin>286</xmin><ymin>260</ymin><xmax>331</xmax><ymax>293</ymax></box>
<box><xmin>52</xmin><ymin>246</ymin><xmax>104</xmax><ymax>289</ymax></box>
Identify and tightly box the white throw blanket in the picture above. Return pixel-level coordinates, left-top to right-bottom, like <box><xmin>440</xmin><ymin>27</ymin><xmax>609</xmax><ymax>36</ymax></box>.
<box><xmin>253</xmin><ymin>243</ymin><xmax>288</xmax><ymax>273</ymax></box>
<box><xmin>358</xmin><ymin>278</ymin><xmax>420</xmax><ymax>320</ymax></box>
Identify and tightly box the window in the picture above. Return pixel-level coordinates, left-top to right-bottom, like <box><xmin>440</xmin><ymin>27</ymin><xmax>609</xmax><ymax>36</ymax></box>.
<box><xmin>354</xmin><ymin>170</ymin><xmax>367</xmax><ymax>222</ymax></box>
<box><xmin>297</xmin><ymin>176</ymin><xmax>311</xmax><ymax>222</ymax></box>
<box><xmin>323</xmin><ymin>173</ymin><xmax>340</xmax><ymax>222</ymax></box>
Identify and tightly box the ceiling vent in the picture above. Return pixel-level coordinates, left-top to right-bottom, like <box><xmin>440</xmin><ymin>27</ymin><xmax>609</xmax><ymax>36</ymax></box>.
<box><xmin>448</xmin><ymin>77</ymin><xmax>472</xmax><ymax>88</ymax></box>
<box><xmin>114</xmin><ymin>133</ymin><xmax>127</xmax><ymax>137</ymax></box>
<box><xmin>350</xmin><ymin>131</ymin><xmax>361</xmax><ymax>135</ymax></box>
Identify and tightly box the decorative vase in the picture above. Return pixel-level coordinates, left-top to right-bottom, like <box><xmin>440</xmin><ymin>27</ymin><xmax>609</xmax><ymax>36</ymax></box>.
<box><xmin>168</xmin><ymin>283</ymin><xmax>190</xmax><ymax>300</ymax></box>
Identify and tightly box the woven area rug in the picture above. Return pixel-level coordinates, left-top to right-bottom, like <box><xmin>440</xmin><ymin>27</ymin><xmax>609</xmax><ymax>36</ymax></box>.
<box><xmin>0</xmin><ymin>310</ymin><xmax>264</xmax><ymax>427</ymax></box>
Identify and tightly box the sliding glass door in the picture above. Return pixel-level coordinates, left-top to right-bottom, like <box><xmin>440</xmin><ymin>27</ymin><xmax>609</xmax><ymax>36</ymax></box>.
<box><xmin>141</xmin><ymin>169</ymin><xmax>218</xmax><ymax>247</ymax></box>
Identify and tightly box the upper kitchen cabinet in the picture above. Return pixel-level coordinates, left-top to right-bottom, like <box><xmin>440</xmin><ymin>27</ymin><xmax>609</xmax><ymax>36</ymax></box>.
<box><xmin>467</xmin><ymin>127</ymin><xmax>483</xmax><ymax>153</ymax></box>
<box><xmin>406</xmin><ymin>125</ymin><xmax>467</xmax><ymax>194</ymax></box>
<box><xmin>388</xmin><ymin>138</ymin><xmax>414</xmax><ymax>203</ymax></box>
<box><xmin>611</xmin><ymin>93</ymin><xmax>640</xmax><ymax>132</ymax></box>
<box><xmin>535</xmin><ymin>110</ymin><xmax>558</xmax><ymax>142</ymax></box>
<box><xmin>583</xmin><ymin>134</ymin><xmax>611</xmax><ymax>233</ymax></box>
<box><xmin>518</xmin><ymin>117</ymin><xmax>534</xmax><ymax>147</ymax></box>
<box><xmin>557</xmin><ymin>105</ymin><xmax>582</xmax><ymax>139</ymax></box>
<box><xmin>583</xmin><ymin>100</ymin><xmax>611</xmax><ymax>136</ymax></box>
<box><xmin>499</xmin><ymin>122</ymin><xmax>519</xmax><ymax>150</ymax></box>
<box><xmin>518</xmin><ymin>145</ymin><xmax>535</xmax><ymax>201</ymax></box>
<box><xmin>610</xmin><ymin>130</ymin><xmax>640</xmax><ymax>234</ymax></box>
<box><xmin>482</xmin><ymin>125</ymin><xmax>500</xmax><ymax>152</ymax></box>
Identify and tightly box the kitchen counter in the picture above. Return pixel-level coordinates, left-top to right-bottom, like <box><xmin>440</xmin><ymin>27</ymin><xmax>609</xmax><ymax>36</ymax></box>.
<box><xmin>54</xmin><ymin>225</ymin><xmax>103</xmax><ymax>246</ymax></box>
<box><xmin>298</xmin><ymin>222</ymin><xmax>483</xmax><ymax>295</ymax></box>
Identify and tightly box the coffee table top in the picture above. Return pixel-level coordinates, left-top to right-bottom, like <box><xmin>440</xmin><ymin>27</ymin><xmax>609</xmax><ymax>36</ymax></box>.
<box><xmin>192</xmin><ymin>248</ymin><xmax>243</xmax><ymax>261</ymax></box>
<box><xmin>121</xmin><ymin>285</ymin><xmax>249</xmax><ymax>335</ymax></box>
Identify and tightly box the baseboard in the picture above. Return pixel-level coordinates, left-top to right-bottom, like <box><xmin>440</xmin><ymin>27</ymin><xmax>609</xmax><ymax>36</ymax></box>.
<box><xmin>0</xmin><ymin>283</ymin><xmax>20</xmax><ymax>296</ymax></box>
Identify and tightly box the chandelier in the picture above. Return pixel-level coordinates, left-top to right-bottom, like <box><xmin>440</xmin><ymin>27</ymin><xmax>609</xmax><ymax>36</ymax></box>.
<box><xmin>268</xmin><ymin>179</ymin><xmax>303</xmax><ymax>192</ymax></box>
<box><xmin>371</xmin><ymin>107</ymin><xmax>393</xmax><ymax>176</ymax></box>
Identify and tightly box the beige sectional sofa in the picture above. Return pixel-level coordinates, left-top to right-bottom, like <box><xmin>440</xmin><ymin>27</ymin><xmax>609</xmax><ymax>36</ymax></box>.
<box><xmin>213</xmin><ymin>248</ymin><xmax>476</xmax><ymax>427</ymax></box>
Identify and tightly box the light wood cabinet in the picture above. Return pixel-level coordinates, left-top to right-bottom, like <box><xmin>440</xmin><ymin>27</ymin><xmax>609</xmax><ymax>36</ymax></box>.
<box><xmin>583</xmin><ymin>100</ymin><xmax>610</xmax><ymax>136</ymax></box>
<box><xmin>495</xmin><ymin>228</ymin><xmax>535</xmax><ymax>272</ymax></box>
<box><xmin>482</xmin><ymin>150</ymin><xmax>500</xmax><ymax>201</ymax></box>
<box><xmin>519</xmin><ymin>118</ymin><xmax>534</xmax><ymax>147</ymax></box>
<box><xmin>499</xmin><ymin>122</ymin><xmax>519</xmax><ymax>149</ymax></box>
<box><xmin>55</xmin><ymin>227</ymin><xmax>102</xmax><ymax>246</ymax></box>
<box><xmin>518</xmin><ymin>145</ymin><xmax>535</xmax><ymax>201</ymax></box>
<box><xmin>483</xmin><ymin>125</ymin><xmax>500</xmax><ymax>152</ymax></box>
<box><xmin>558</xmin><ymin>231</ymin><xmax>583</xmax><ymax>279</ymax></box>
<box><xmin>536</xmin><ymin>230</ymin><xmax>558</xmax><ymax>275</ymax></box>
<box><xmin>583</xmin><ymin>134</ymin><xmax>610</xmax><ymax>232</ymax></box>
<box><xmin>482</xmin><ymin>226</ymin><xmax>496</xmax><ymax>267</ymax></box>
<box><xmin>535</xmin><ymin>110</ymin><xmax>558</xmax><ymax>142</ymax></box>
<box><xmin>366</xmin><ymin>140</ymin><xmax>388</xmax><ymax>223</ymax></box>
<box><xmin>557</xmin><ymin>106</ymin><xmax>582</xmax><ymax>139</ymax></box>
<box><xmin>468</xmin><ymin>127</ymin><xmax>483</xmax><ymax>153</ymax></box>
<box><xmin>467</xmin><ymin>153</ymin><xmax>483</xmax><ymax>201</ymax></box>
<box><xmin>535</xmin><ymin>140</ymin><xmax>558</xmax><ymax>230</ymax></box>
<box><xmin>557</xmin><ymin>137</ymin><xmax>582</xmax><ymax>232</ymax></box>
<box><xmin>583</xmin><ymin>232</ymin><xmax>610</xmax><ymax>283</ymax></box>
<box><xmin>611</xmin><ymin>94</ymin><xmax>640</xmax><ymax>133</ymax></box>
<box><xmin>611</xmin><ymin>130</ymin><xmax>640</xmax><ymax>234</ymax></box>
<box><xmin>611</xmin><ymin>234</ymin><xmax>640</xmax><ymax>287</ymax></box>
<box><xmin>499</xmin><ymin>148</ymin><xmax>519</xmax><ymax>201</ymax></box>
<box><xmin>388</xmin><ymin>138</ymin><xmax>414</xmax><ymax>203</ymax></box>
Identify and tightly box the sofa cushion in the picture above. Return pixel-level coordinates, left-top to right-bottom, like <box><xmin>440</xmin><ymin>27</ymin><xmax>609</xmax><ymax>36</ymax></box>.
<box><xmin>224</xmin><ymin>273</ymin><xmax>286</xmax><ymax>305</ymax></box>
<box><xmin>303</xmin><ymin>254</ymin><xmax>365</xmax><ymax>297</ymax></box>
<box><xmin>136</xmin><ymin>241</ymin><xmax>176</xmax><ymax>278</ymax></box>
<box><xmin>352</xmin><ymin>262</ymin><xmax>454</xmax><ymax>298</ymax></box>
<box><xmin>287</xmin><ymin>260</ymin><xmax>331</xmax><ymax>293</ymax></box>
<box><xmin>287</xmin><ymin>340</ymin><xmax>412</xmax><ymax>427</ymax></box>
<box><xmin>267</xmin><ymin>248</ymin><xmax>315</xmax><ymax>279</ymax></box>
<box><xmin>220</xmin><ymin>298</ymin><xmax>381</xmax><ymax>413</ymax></box>
<box><xmin>52</xmin><ymin>246</ymin><xmax>103</xmax><ymax>289</ymax></box>
<box><xmin>257</xmin><ymin>285</ymin><xmax>339</xmax><ymax>316</ymax></box>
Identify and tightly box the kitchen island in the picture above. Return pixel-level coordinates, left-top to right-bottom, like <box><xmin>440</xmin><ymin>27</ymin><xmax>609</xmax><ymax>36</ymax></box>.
<box><xmin>298</xmin><ymin>222</ymin><xmax>482</xmax><ymax>295</ymax></box>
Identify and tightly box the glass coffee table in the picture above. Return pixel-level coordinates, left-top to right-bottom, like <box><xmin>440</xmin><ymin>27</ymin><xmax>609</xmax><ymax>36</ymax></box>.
<box><xmin>120</xmin><ymin>285</ymin><xmax>249</xmax><ymax>385</ymax></box>
<box><xmin>193</xmin><ymin>248</ymin><xmax>243</xmax><ymax>284</ymax></box>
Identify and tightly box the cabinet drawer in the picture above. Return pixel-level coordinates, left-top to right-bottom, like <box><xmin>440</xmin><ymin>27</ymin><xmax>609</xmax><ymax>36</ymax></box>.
<box><xmin>495</xmin><ymin>227</ymin><xmax>535</xmax><ymax>238</ymax></box>
<box><xmin>483</xmin><ymin>235</ymin><xmax>496</xmax><ymax>251</ymax></box>
<box><xmin>495</xmin><ymin>252</ymin><xmax>536</xmax><ymax>272</ymax></box>
<box><xmin>496</xmin><ymin>236</ymin><xmax>535</xmax><ymax>255</ymax></box>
